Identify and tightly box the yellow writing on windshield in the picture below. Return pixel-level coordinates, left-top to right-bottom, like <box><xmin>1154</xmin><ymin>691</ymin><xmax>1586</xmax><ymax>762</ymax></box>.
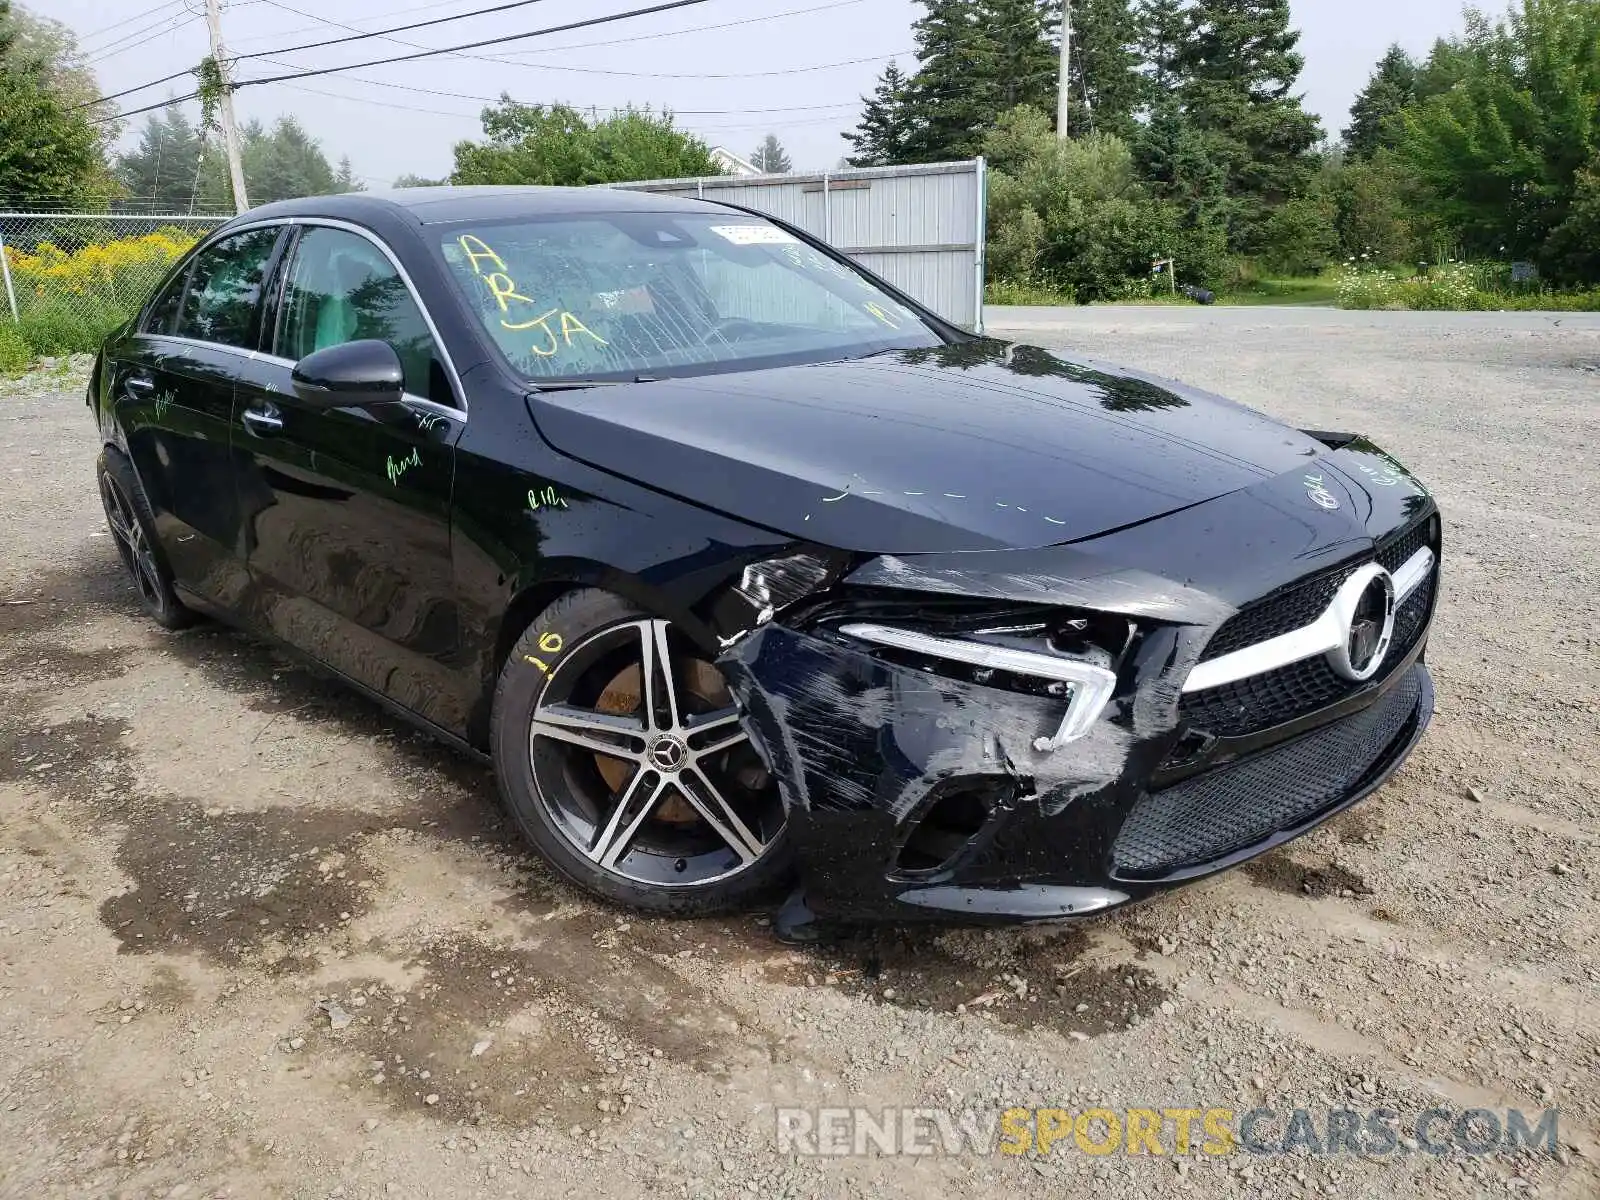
<box><xmin>863</xmin><ymin>301</ymin><xmax>901</xmax><ymax>329</ymax></box>
<box><xmin>458</xmin><ymin>234</ymin><xmax>507</xmax><ymax>274</ymax></box>
<box><xmin>458</xmin><ymin>233</ymin><xmax>609</xmax><ymax>358</ymax></box>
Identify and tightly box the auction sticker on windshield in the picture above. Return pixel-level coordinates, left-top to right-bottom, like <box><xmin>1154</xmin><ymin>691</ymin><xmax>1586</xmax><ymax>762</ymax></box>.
<box><xmin>710</xmin><ymin>225</ymin><xmax>800</xmax><ymax>245</ymax></box>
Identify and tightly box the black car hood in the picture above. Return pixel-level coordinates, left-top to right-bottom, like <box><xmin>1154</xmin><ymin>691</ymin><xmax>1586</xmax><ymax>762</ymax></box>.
<box><xmin>529</xmin><ymin>342</ymin><xmax>1326</xmax><ymax>553</ymax></box>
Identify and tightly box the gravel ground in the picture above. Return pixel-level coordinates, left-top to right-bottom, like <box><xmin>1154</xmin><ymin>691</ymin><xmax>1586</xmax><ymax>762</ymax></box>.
<box><xmin>1</xmin><ymin>308</ymin><xmax>1596</xmax><ymax>1200</ymax></box>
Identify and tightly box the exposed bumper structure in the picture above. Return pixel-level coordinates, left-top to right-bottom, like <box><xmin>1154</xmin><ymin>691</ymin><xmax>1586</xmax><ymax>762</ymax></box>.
<box><xmin>719</xmin><ymin>491</ymin><xmax>1441</xmax><ymax>925</ymax></box>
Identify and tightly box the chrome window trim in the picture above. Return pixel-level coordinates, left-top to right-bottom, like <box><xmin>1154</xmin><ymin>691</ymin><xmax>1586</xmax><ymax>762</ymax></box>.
<box><xmin>140</xmin><ymin>216</ymin><xmax>469</xmax><ymax>417</ymax></box>
<box><xmin>138</xmin><ymin>336</ymin><xmax>465</xmax><ymax>425</ymax></box>
<box><xmin>837</xmin><ymin>622</ymin><xmax>1118</xmax><ymax>751</ymax></box>
<box><xmin>1182</xmin><ymin>546</ymin><xmax>1435</xmax><ymax>695</ymax></box>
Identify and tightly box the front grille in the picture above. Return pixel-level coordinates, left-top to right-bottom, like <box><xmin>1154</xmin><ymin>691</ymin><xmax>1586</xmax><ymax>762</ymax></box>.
<box><xmin>1184</xmin><ymin>517</ymin><xmax>1437</xmax><ymax>738</ymax></box>
<box><xmin>1378</xmin><ymin>519</ymin><xmax>1431</xmax><ymax>575</ymax></box>
<box><xmin>1200</xmin><ymin>517</ymin><xmax>1434</xmax><ymax>665</ymax></box>
<box><xmin>1200</xmin><ymin>570</ymin><xmax>1344</xmax><ymax>662</ymax></box>
<box><xmin>1114</xmin><ymin>667</ymin><xmax>1424</xmax><ymax>877</ymax></box>
<box><xmin>1181</xmin><ymin>655</ymin><xmax>1351</xmax><ymax>739</ymax></box>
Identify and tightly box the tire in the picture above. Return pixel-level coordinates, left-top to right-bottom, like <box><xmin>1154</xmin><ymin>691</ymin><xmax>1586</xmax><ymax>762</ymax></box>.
<box><xmin>491</xmin><ymin>588</ymin><xmax>793</xmax><ymax>914</ymax></box>
<box><xmin>97</xmin><ymin>449</ymin><xmax>196</xmax><ymax>631</ymax></box>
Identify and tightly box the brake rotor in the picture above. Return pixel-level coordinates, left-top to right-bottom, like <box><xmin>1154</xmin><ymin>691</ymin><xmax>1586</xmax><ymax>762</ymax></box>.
<box><xmin>592</xmin><ymin>658</ymin><xmax>732</xmax><ymax>824</ymax></box>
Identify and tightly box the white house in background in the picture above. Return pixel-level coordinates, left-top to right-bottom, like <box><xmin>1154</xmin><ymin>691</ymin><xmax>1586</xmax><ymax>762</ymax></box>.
<box><xmin>708</xmin><ymin>147</ymin><xmax>761</xmax><ymax>177</ymax></box>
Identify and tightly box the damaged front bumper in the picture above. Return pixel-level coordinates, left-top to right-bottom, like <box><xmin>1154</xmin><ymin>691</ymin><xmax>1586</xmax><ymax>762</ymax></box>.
<box><xmin>718</xmin><ymin>602</ymin><xmax>1435</xmax><ymax>926</ymax></box>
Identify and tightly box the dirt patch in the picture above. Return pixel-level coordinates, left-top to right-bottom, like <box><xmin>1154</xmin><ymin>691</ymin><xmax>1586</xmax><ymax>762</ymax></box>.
<box><xmin>0</xmin><ymin>713</ymin><xmax>133</xmax><ymax>803</ymax></box>
<box><xmin>99</xmin><ymin>795</ymin><xmax>388</xmax><ymax>971</ymax></box>
<box><xmin>293</xmin><ymin>929</ymin><xmax>764</xmax><ymax>1130</ymax></box>
<box><xmin>762</xmin><ymin>926</ymin><xmax>1169</xmax><ymax>1038</ymax></box>
<box><xmin>1242</xmin><ymin>853</ymin><xmax>1373</xmax><ymax>899</ymax></box>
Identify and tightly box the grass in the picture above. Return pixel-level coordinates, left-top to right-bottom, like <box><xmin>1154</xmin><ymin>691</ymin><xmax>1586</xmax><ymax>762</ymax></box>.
<box><xmin>988</xmin><ymin>274</ymin><xmax>1343</xmax><ymax>309</ymax></box>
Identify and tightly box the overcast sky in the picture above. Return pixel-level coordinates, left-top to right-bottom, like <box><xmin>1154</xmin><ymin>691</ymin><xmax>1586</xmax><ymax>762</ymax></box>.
<box><xmin>39</xmin><ymin>0</ymin><xmax>1476</xmax><ymax>187</ymax></box>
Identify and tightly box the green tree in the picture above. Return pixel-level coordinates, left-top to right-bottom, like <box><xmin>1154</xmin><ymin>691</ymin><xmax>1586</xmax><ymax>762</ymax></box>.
<box><xmin>0</xmin><ymin>0</ymin><xmax>112</xmax><ymax>207</ymax></box>
<box><xmin>1397</xmin><ymin>0</ymin><xmax>1600</xmax><ymax>280</ymax></box>
<box><xmin>845</xmin><ymin>62</ymin><xmax>916</xmax><ymax>165</ymax></box>
<box><xmin>1137</xmin><ymin>0</ymin><xmax>1189</xmax><ymax>94</ymax></box>
<box><xmin>244</xmin><ymin>117</ymin><xmax>339</xmax><ymax>203</ymax></box>
<box><xmin>333</xmin><ymin>155</ymin><xmax>364</xmax><ymax>193</ymax></box>
<box><xmin>115</xmin><ymin>105</ymin><xmax>207</xmax><ymax>212</ymax></box>
<box><xmin>452</xmin><ymin>101</ymin><xmax>720</xmax><ymax>186</ymax></box>
<box><xmin>900</xmin><ymin>0</ymin><xmax>1056</xmax><ymax>161</ymax></box>
<box><xmin>1329</xmin><ymin>150</ymin><xmax>1421</xmax><ymax>265</ymax></box>
<box><xmin>1065</xmin><ymin>0</ymin><xmax>1145</xmax><ymax>139</ymax></box>
<box><xmin>750</xmin><ymin>134</ymin><xmax>792</xmax><ymax>173</ymax></box>
<box><xmin>392</xmin><ymin>173</ymin><xmax>447</xmax><ymax>188</ymax></box>
<box><xmin>1343</xmin><ymin>45</ymin><xmax>1419</xmax><ymax>159</ymax></box>
<box><xmin>982</xmin><ymin>104</ymin><xmax>1227</xmax><ymax>298</ymax></box>
<box><xmin>1174</xmin><ymin>0</ymin><xmax>1324</xmax><ymax>249</ymax></box>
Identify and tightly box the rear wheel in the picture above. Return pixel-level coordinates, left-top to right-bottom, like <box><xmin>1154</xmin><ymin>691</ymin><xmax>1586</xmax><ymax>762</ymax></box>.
<box><xmin>98</xmin><ymin>450</ymin><xmax>194</xmax><ymax>630</ymax></box>
<box><xmin>491</xmin><ymin>589</ymin><xmax>791</xmax><ymax>913</ymax></box>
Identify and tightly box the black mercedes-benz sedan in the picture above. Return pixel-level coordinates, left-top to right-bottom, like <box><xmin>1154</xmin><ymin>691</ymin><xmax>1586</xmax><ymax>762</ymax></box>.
<box><xmin>87</xmin><ymin>186</ymin><xmax>1439</xmax><ymax>924</ymax></box>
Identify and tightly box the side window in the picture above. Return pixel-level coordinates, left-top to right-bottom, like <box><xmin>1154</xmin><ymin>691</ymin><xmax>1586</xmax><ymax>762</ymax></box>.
<box><xmin>143</xmin><ymin>262</ymin><xmax>191</xmax><ymax>334</ymax></box>
<box><xmin>173</xmin><ymin>227</ymin><xmax>280</xmax><ymax>348</ymax></box>
<box><xmin>276</xmin><ymin>226</ymin><xmax>441</xmax><ymax>399</ymax></box>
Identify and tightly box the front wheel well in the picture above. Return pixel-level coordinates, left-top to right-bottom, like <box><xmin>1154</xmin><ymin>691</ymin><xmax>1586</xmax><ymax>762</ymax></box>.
<box><xmin>470</xmin><ymin>581</ymin><xmax>579</xmax><ymax>748</ymax></box>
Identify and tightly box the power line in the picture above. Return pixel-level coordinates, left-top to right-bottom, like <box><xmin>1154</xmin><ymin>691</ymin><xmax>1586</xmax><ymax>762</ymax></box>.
<box><xmin>250</xmin><ymin>0</ymin><xmax>867</xmax><ymax>69</ymax></box>
<box><xmin>82</xmin><ymin>12</ymin><xmax>195</xmax><ymax>67</ymax></box>
<box><xmin>78</xmin><ymin>1</ymin><xmax>185</xmax><ymax>48</ymax></box>
<box><xmin>238</xmin><ymin>0</ymin><xmax>560</xmax><ymax>62</ymax></box>
<box><xmin>90</xmin><ymin>0</ymin><xmax>715</xmax><ymax>110</ymax></box>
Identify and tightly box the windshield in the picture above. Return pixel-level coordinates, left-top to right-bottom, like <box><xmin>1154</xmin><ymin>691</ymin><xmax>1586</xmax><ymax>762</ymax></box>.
<box><xmin>436</xmin><ymin>212</ymin><xmax>944</xmax><ymax>382</ymax></box>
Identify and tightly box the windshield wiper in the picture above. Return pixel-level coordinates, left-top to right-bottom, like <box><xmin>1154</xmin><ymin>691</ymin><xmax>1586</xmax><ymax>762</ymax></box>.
<box><xmin>526</xmin><ymin>375</ymin><xmax>658</xmax><ymax>393</ymax></box>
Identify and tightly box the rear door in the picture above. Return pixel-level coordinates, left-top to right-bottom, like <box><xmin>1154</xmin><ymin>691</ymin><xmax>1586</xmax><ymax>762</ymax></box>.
<box><xmin>232</xmin><ymin>221</ymin><xmax>469</xmax><ymax>731</ymax></box>
<box><xmin>107</xmin><ymin>224</ymin><xmax>286</xmax><ymax>606</ymax></box>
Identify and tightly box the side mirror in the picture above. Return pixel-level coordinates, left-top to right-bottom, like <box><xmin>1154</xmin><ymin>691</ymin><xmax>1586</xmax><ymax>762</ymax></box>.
<box><xmin>291</xmin><ymin>339</ymin><xmax>405</xmax><ymax>409</ymax></box>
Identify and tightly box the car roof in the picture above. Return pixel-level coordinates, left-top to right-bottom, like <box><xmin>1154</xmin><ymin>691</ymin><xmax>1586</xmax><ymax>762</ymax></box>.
<box><xmin>242</xmin><ymin>185</ymin><xmax>733</xmax><ymax>227</ymax></box>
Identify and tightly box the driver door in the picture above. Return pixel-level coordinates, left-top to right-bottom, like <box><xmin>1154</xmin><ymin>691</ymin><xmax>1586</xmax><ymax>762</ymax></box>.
<box><xmin>232</xmin><ymin>222</ymin><xmax>470</xmax><ymax>731</ymax></box>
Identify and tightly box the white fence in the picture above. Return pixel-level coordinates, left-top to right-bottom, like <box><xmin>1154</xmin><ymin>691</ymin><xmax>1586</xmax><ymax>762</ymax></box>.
<box><xmin>605</xmin><ymin>160</ymin><xmax>990</xmax><ymax>333</ymax></box>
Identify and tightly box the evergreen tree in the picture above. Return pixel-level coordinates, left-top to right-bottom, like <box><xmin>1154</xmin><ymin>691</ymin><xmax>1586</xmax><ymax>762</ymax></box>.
<box><xmin>0</xmin><ymin>0</ymin><xmax>110</xmax><ymax>207</ymax></box>
<box><xmin>1343</xmin><ymin>45</ymin><xmax>1418</xmax><ymax>159</ymax></box>
<box><xmin>333</xmin><ymin>154</ymin><xmax>364</xmax><ymax>192</ymax></box>
<box><xmin>115</xmin><ymin>106</ymin><xmax>207</xmax><ymax>212</ymax></box>
<box><xmin>750</xmin><ymin>134</ymin><xmax>792</xmax><ymax>173</ymax></box>
<box><xmin>845</xmin><ymin>62</ymin><xmax>916</xmax><ymax>166</ymax></box>
<box><xmin>1065</xmin><ymin>0</ymin><xmax>1145</xmax><ymax>139</ymax></box>
<box><xmin>1137</xmin><ymin>0</ymin><xmax>1189</xmax><ymax>95</ymax></box>
<box><xmin>899</xmin><ymin>0</ymin><xmax>1055</xmax><ymax>161</ymax></box>
<box><xmin>246</xmin><ymin>117</ymin><xmax>339</xmax><ymax>203</ymax></box>
<box><xmin>1174</xmin><ymin>0</ymin><xmax>1324</xmax><ymax>248</ymax></box>
<box><xmin>900</xmin><ymin>0</ymin><xmax>986</xmax><ymax>161</ymax></box>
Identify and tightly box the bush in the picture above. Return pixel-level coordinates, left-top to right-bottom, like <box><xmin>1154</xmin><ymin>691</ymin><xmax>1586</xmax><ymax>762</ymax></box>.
<box><xmin>982</xmin><ymin>107</ymin><xmax>1228</xmax><ymax>302</ymax></box>
<box><xmin>0</xmin><ymin>322</ymin><xmax>30</xmax><ymax>376</ymax></box>
<box><xmin>1333</xmin><ymin>261</ymin><xmax>1600</xmax><ymax>310</ymax></box>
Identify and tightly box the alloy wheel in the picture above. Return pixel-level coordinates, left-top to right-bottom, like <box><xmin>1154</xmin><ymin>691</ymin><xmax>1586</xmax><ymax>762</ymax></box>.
<box><xmin>100</xmin><ymin>471</ymin><xmax>163</xmax><ymax>607</ymax></box>
<box><xmin>526</xmin><ymin>618</ymin><xmax>783</xmax><ymax>888</ymax></box>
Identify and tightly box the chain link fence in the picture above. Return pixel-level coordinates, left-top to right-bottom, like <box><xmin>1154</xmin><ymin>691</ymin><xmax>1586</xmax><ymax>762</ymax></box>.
<box><xmin>0</xmin><ymin>212</ymin><xmax>227</xmax><ymax>360</ymax></box>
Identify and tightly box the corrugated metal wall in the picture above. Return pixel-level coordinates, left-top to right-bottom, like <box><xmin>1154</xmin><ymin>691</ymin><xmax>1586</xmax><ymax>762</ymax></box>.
<box><xmin>603</xmin><ymin>160</ymin><xmax>988</xmax><ymax>332</ymax></box>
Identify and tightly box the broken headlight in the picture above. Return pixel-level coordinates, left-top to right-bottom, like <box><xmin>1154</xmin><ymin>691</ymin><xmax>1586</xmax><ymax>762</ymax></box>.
<box><xmin>837</xmin><ymin>619</ymin><xmax>1120</xmax><ymax>751</ymax></box>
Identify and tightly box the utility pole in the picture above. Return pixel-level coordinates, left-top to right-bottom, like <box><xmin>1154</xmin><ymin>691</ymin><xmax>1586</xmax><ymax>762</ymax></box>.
<box><xmin>203</xmin><ymin>0</ymin><xmax>250</xmax><ymax>214</ymax></box>
<box><xmin>1056</xmin><ymin>0</ymin><xmax>1071</xmax><ymax>139</ymax></box>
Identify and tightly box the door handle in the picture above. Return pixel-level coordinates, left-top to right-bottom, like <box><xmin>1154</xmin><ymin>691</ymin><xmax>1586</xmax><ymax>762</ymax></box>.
<box><xmin>241</xmin><ymin>405</ymin><xmax>284</xmax><ymax>436</ymax></box>
<box><xmin>123</xmin><ymin>373</ymin><xmax>155</xmax><ymax>399</ymax></box>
